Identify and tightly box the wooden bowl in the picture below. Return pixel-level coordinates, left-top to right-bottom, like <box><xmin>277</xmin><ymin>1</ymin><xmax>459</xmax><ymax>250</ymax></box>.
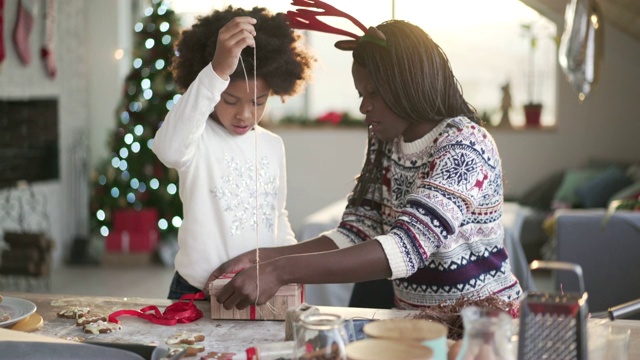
<box><xmin>346</xmin><ymin>338</ymin><xmax>433</xmax><ymax>360</ymax></box>
<box><xmin>363</xmin><ymin>318</ymin><xmax>447</xmax><ymax>342</ymax></box>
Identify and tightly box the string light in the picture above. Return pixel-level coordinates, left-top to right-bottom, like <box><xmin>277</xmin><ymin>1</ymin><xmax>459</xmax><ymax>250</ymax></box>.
<box><xmin>90</xmin><ymin>1</ymin><xmax>182</xmax><ymax>237</ymax></box>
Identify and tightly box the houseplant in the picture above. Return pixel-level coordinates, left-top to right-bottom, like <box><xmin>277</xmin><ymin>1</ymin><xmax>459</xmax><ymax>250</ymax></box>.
<box><xmin>522</xmin><ymin>23</ymin><xmax>542</xmax><ymax>127</ymax></box>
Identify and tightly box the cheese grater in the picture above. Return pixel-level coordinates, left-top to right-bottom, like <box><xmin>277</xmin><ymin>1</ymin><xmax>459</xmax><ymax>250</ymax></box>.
<box><xmin>517</xmin><ymin>260</ymin><xmax>589</xmax><ymax>360</ymax></box>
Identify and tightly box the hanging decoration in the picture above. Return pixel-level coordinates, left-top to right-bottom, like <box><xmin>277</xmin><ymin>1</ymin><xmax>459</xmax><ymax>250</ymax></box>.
<box><xmin>13</xmin><ymin>0</ymin><xmax>38</xmax><ymax>65</ymax></box>
<box><xmin>41</xmin><ymin>0</ymin><xmax>56</xmax><ymax>78</ymax></box>
<box><xmin>558</xmin><ymin>0</ymin><xmax>604</xmax><ymax>101</ymax></box>
<box><xmin>0</xmin><ymin>0</ymin><xmax>5</xmax><ymax>68</ymax></box>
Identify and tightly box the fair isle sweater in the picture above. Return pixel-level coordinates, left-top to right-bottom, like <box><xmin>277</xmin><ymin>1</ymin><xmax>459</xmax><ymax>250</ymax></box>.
<box><xmin>324</xmin><ymin>117</ymin><xmax>522</xmax><ymax>308</ymax></box>
<box><xmin>152</xmin><ymin>65</ymin><xmax>296</xmax><ymax>290</ymax></box>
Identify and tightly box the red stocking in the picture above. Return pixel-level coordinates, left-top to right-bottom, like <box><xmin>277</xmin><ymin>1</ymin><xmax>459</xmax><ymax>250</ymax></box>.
<box><xmin>13</xmin><ymin>0</ymin><xmax>38</xmax><ymax>65</ymax></box>
<box><xmin>41</xmin><ymin>0</ymin><xmax>56</xmax><ymax>78</ymax></box>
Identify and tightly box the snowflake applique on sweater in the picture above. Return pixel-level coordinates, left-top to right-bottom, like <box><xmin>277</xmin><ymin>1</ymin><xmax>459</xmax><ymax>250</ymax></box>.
<box><xmin>212</xmin><ymin>154</ymin><xmax>276</xmax><ymax>235</ymax></box>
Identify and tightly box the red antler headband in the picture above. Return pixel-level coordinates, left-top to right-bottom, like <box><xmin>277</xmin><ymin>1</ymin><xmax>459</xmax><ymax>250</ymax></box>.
<box><xmin>285</xmin><ymin>0</ymin><xmax>387</xmax><ymax>51</ymax></box>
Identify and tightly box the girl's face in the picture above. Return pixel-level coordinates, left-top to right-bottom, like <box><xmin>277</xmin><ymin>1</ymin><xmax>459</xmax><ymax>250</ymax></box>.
<box><xmin>211</xmin><ymin>77</ymin><xmax>270</xmax><ymax>136</ymax></box>
<box><xmin>352</xmin><ymin>63</ymin><xmax>432</xmax><ymax>143</ymax></box>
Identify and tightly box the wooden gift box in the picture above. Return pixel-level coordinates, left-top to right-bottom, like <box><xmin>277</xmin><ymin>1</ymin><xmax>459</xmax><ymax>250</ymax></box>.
<box><xmin>209</xmin><ymin>277</ymin><xmax>303</xmax><ymax>321</ymax></box>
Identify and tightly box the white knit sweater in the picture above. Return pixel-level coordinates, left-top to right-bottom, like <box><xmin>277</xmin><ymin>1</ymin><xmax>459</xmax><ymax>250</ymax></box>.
<box><xmin>152</xmin><ymin>65</ymin><xmax>296</xmax><ymax>289</ymax></box>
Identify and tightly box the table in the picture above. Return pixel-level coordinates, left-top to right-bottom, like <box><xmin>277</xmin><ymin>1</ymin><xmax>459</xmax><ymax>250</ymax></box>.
<box><xmin>3</xmin><ymin>292</ymin><xmax>640</xmax><ymax>359</ymax></box>
<box><xmin>0</xmin><ymin>292</ymin><xmax>416</xmax><ymax>355</ymax></box>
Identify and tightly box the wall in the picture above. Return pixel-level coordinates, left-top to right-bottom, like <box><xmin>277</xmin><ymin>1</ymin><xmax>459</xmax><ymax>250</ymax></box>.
<box><xmin>0</xmin><ymin>1</ymin><xmax>131</xmax><ymax>266</ymax></box>
<box><xmin>1</xmin><ymin>2</ymin><xmax>639</xmax><ymax>264</ymax></box>
<box><xmin>276</xmin><ymin>22</ymin><xmax>640</xmax><ymax>233</ymax></box>
<box><xmin>493</xmin><ymin>22</ymin><xmax>640</xmax><ymax>197</ymax></box>
<box><xmin>0</xmin><ymin>0</ymin><xmax>88</xmax><ymax>266</ymax></box>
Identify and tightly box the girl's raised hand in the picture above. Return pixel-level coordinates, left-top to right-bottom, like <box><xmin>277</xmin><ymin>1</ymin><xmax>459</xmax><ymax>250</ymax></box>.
<box><xmin>211</xmin><ymin>16</ymin><xmax>257</xmax><ymax>80</ymax></box>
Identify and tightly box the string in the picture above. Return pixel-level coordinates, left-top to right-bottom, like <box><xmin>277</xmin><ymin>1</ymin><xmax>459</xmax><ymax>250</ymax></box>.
<box><xmin>238</xmin><ymin>43</ymin><xmax>284</xmax><ymax>319</ymax></box>
<box><xmin>252</xmin><ymin>45</ymin><xmax>262</xmax><ymax>316</ymax></box>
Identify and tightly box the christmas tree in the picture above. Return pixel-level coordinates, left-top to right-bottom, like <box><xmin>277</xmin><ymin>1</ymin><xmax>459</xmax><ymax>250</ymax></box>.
<box><xmin>90</xmin><ymin>0</ymin><xmax>183</xmax><ymax>242</ymax></box>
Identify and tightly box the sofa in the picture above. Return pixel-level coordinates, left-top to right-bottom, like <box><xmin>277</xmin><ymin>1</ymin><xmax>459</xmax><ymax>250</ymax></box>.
<box><xmin>510</xmin><ymin>158</ymin><xmax>640</xmax><ymax>318</ymax></box>
<box><xmin>552</xmin><ymin>209</ymin><xmax>640</xmax><ymax>318</ymax></box>
<box><xmin>514</xmin><ymin>159</ymin><xmax>640</xmax><ymax>263</ymax></box>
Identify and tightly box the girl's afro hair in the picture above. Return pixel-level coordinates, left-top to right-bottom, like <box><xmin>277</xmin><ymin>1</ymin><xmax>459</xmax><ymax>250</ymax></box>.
<box><xmin>171</xmin><ymin>6</ymin><xmax>314</xmax><ymax>97</ymax></box>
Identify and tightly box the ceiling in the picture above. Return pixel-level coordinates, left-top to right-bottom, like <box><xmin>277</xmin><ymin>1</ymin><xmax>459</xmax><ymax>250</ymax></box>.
<box><xmin>523</xmin><ymin>0</ymin><xmax>640</xmax><ymax>42</ymax></box>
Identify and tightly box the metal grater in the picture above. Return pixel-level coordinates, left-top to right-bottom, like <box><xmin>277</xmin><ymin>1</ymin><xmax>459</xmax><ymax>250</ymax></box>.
<box><xmin>518</xmin><ymin>260</ymin><xmax>589</xmax><ymax>360</ymax></box>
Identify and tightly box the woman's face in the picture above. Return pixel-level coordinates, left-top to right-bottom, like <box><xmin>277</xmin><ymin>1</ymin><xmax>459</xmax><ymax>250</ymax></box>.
<box><xmin>211</xmin><ymin>77</ymin><xmax>270</xmax><ymax>136</ymax></box>
<box><xmin>352</xmin><ymin>63</ymin><xmax>409</xmax><ymax>142</ymax></box>
<box><xmin>352</xmin><ymin>63</ymin><xmax>431</xmax><ymax>143</ymax></box>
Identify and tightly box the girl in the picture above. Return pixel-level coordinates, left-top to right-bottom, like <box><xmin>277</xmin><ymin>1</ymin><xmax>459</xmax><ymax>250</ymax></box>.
<box><xmin>152</xmin><ymin>7</ymin><xmax>313</xmax><ymax>299</ymax></box>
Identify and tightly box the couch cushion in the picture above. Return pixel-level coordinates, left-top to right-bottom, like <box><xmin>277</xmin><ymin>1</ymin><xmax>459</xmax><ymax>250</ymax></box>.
<box><xmin>576</xmin><ymin>166</ymin><xmax>633</xmax><ymax>208</ymax></box>
<box><xmin>552</xmin><ymin>168</ymin><xmax>606</xmax><ymax>208</ymax></box>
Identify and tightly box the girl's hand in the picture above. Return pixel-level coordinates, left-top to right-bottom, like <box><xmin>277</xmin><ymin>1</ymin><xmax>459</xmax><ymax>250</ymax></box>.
<box><xmin>211</xmin><ymin>16</ymin><xmax>257</xmax><ymax>80</ymax></box>
<box><xmin>215</xmin><ymin>262</ymin><xmax>283</xmax><ymax>310</ymax></box>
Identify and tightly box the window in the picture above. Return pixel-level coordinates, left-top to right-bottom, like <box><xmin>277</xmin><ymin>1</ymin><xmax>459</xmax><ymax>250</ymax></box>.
<box><xmin>168</xmin><ymin>0</ymin><xmax>557</xmax><ymax>127</ymax></box>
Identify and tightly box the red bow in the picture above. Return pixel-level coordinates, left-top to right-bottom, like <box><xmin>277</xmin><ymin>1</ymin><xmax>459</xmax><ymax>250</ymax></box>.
<box><xmin>108</xmin><ymin>292</ymin><xmax>205</xmax><ymax>326</ymax></box>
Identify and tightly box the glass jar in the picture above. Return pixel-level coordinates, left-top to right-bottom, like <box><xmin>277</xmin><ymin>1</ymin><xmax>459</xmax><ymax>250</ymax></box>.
<box><xmin>455</xmin><ymin>306</ymin><xmax>515</xmax><ymax>360</ymax></box>
<box><xmin>294</xmin><ymin>312</ymin><xmax>349</xmax><ymax>360</ymax></box>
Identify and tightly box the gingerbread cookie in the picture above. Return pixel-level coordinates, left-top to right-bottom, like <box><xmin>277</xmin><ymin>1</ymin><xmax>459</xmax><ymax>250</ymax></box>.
<box><xmin>162</xmin><ymin>344</ymin><xmax>206</xmax><ymax>359</ymax></box>
<box><xmin>166</xmin><ymin>332</ymin><xmax>206</xmax><ymax>346</ymax></box>
<box><xmin>83</xmin><ymin>320</ymin><xmax>122</xmax><ymax>334</ymax></box>
<box><xmin>57</xmin><ymin>306</ymin><xmax>90</xmax><ymax>319</ymax></box>
<box><xmin>0</xmin><ymin>309</ymin><xmax>10</xmax><ymax>322</ymax></box>
<box><xmin>162</xmin><ymin>348</ymin><xmax>183</xmax><ymax>359</ymax></box>
<box><xmin>0</xmin><ymin>295</ymin><xmax>8</xmax><ymax>322</ymax></box>
<box><xmin>64</xmin><ymin>336</ymin><xmax>86</xmax><ymax>342</ymax></box>
<box><xmin>201</xmin><ymin>351</ymin><xmax>236</xmax><ymax>360</ymax></box>
<box><xmin>76</xmin><ymin>314</ymin><xmax>107</xmax><ymax>326</ymax></box>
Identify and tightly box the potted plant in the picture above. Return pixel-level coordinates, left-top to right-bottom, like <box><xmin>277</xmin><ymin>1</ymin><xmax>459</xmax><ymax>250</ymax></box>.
<box><xmin>522</xmin><ymin>23</ymin><xmax>542</xmax><ymax>127</ymax></box>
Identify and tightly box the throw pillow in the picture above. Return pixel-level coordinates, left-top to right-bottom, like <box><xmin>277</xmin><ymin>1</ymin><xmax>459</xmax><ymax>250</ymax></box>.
<box><xmin>576</xmin><ymin>166</ymin><xmax>633</xmax><ymax>208</ymax></box>
<box><xmin>552</xmin><ymin>168</ymin><xmax>606</xmax><ymax>208</ymax></box>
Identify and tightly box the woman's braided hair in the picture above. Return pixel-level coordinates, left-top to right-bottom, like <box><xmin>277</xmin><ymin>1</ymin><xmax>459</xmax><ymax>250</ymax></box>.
<box><xmin>350</xmin><ymin>20</ymin><xmax>480</xmax><ymax>207</ymax></box>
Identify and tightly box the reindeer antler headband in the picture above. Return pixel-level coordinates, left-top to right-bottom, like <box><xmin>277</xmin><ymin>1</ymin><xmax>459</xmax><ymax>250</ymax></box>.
<box><xmin>285</xmin><ymin>0</ymin><xmax>387</xmax><ymax>51</ymax></box>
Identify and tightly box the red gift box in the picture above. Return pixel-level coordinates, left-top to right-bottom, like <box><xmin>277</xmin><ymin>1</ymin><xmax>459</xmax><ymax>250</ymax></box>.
<box><xmin>106</xmin><ymin>229</ymin><xmax>159</xmax><ymax>253</ymax></box>
<box><xmin>106</xmin><ymin>209</ymin><xmax>159</xmax><ymax>253</ymax></box>
<box><xmin>113</xmin><ymin>208</ymin><xmax>158</xmax><ymax>232</ymax></box>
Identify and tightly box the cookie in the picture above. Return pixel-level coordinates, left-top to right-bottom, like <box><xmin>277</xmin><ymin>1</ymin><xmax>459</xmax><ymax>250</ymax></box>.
<box><xmin>76</xmin><ymin>314</ymin><xmax>107</xmax><ymax>326</ymax></box>
<box><xmin>83</xmin><ymin>320</ymin><xmax>122</xmax><ymax>334</ymax></box>
<box><xmin>57</xmin><ymin>307</ymin><xmax>90</xmax><ymax>319</ymax></box>
<box><xmin>64</xmin><ymin>336</ymin><xmax>86</xmax><ymax>342</ymax></box>
<box><xmin>162</xmin><ymin>348</ymin><xmax>183</xmax><ymax>359</ymax></box>
<box><xmin>0</xmin><ymin>309</ymin><xmax>10</xmax><ymax>322</ymax></box>
<box><xmin>166</xmin><ymin>332</ymin><xmax>206</xmax><ymax>346</ymax></box>
<box><xmin>200</xmin><ymin>351</ymin><xmax>236</xmax><ymax>360</ymax></box>
<box><xmin>183</xmin><ymin>344</ymin><xmax>206</xmax><ymax>357</ymax></box>
<box><xmin>164</xmin><ymin>344</ymin><xmax>206</xmax><ymax>358</ymax></box>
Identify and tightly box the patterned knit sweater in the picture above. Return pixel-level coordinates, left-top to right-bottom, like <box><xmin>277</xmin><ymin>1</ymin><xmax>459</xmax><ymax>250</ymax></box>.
<box><xmin>324</xmin><ymin>116</ymin><xmax>522</xmax><ymax>309</ymax></box>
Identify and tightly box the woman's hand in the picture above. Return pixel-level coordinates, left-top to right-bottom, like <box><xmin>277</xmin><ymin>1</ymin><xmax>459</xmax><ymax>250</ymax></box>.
<box><xmin>214</xmin><ymin>261</ymin><xmax>284</xmax><ymax>310</ymax></box>
<box><xmin>203</xmin><ymin>249</ymin><xmax>257</xmax><ymax>297</ymax></box>
<box><xmin>211</xmin><ymin>16</ymin><xmax>256</xmax><ymax>80</ymax></box>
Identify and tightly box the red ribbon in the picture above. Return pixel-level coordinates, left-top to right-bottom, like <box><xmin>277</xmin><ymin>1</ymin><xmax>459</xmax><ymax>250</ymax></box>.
<box><xmin>108</xmin><ymin>292</ymin><xmax>205</xmax><ymax>326</ymax></box>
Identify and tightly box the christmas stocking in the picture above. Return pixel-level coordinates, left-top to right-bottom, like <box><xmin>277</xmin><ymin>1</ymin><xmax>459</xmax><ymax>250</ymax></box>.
<box><xmin>41</xmin><ymin>0</ymin><xmax>56</xmax><ymax>78</ymax></box>
<box><xmin>13</xmin><ymin>0</ymin><xmax>39</xmax><ymax>65</ymax></box>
